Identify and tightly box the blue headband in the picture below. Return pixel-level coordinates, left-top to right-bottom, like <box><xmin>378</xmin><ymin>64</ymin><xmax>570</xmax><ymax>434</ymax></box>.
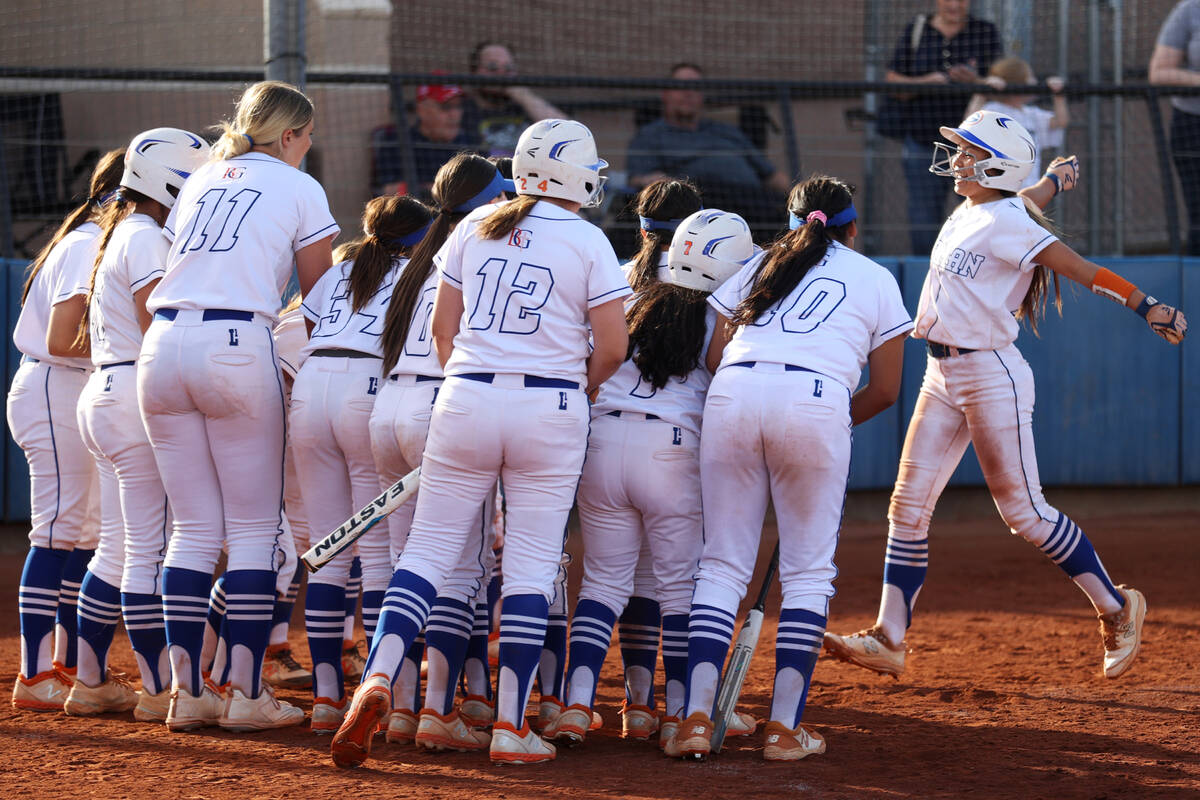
<box><xmin>393</xmin><ymin>220</ymin><xmax>432</xmax><ymax>248</ymax></box>
<box><xmin>639</xmin><ymin>216</ymin><xmax>683</xmax><ymax>232</ymax></box>
<box><xmin>788</xmin><ymin>203</ymin><xmax>858</xmax><ymax>230</ymax></box>
<box><xmin>453</xmin><ymin>170</ymin><xmax>517</xmax><ymax>213</ymax></box>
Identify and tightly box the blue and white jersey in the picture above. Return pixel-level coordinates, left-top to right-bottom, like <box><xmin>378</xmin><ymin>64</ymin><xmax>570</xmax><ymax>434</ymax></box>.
<box><xmin>301</xmin><ymin>257</ymin><xmax>399</xmax><ymax>359</ymax></box>
<box><xmin>13</xmin><ymin>222</ymin><xmax>100</xmax><ymax>370</ymax></box>
<box><xmin>89</xmin><ymin>214</ymin><xmax>167</xmax><ymax>365</ymax></box>
<box><xmin>388</xmin><ymin>260</ymin><xmax>442</xmax><ymax>379</ymax></box>
<box><xmin>152</xmin><ymin>152</ymin><xmax>339</xmax><ymax>320</ymax></box>
<box><xmin>710</xmin><ymin>240</ymin><xmax>912</xmax><ymax>392</ymax></box>
<box><xmin>435</xmin><ymin>200</ymin><xmax>630</xmax><ymax>385</ymax></box>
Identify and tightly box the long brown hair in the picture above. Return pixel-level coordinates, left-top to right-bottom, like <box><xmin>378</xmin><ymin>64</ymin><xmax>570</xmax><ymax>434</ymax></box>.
<box><xmin>626</xmin><ymin>179</ymin><xmax>703</xmax><ymax>292</ymax></box>
<box><xmin>380</xmin><ymin>153</ymin><xmax>500</xmax><ymax>376</ymax></box>
<box><xmin>626</xmin><ymin>282</ymin><xmax>710</xmax><ymax>388</ymax></box>
<box><xmin>21</xmin><ymin>148</ymin><xmax>125</xmax><ymax>306</ymax></box>
<box><xmin>1013</xmin><ymin>194</ymin><xmax>1062</xmax><ymax>335</ymax></box>
<box><xmin>732</xmin><ymin>175</ymin><xmax>855</xmax><ymax>326</ymax></box>
<box><xmin>73</xmin><ymin>190</ymin><xmax>148</xmax><ymax>349</ymax></box>
<box><xmin>338</xmin><ymin>196</ymin><xmax>433</xmax><ymax>313</ymax></box>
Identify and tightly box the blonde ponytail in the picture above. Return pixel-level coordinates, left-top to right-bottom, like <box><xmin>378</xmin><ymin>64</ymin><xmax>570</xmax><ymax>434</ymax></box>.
<box><xmin>211</xmin><ymin>81</ymin><xmax>313</xmax><ymax>162</ymax></box>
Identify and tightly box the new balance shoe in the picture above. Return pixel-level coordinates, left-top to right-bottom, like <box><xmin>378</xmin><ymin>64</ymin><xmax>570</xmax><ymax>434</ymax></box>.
<box><xmin>490</xmin><ymin>721</ymin><xmax>556</xmax><ymax>764</ymax></box>
<box><xmin>727</xmin><ymin>709</ymin><xmax>758</xmax><ymax>736</ymax></box>
<box><xmin>663</xmin><ymin>711</ymin><xmax>714</xmax><ymax>760</ymax></box>
<box><xmin>219</xmin><ymin>686</ymin><xmax>305</xmax><ymax>732</ymax></box>
<box><xmin>11</xmin><ymin>669</ymin><xmax>72</xmax><ymax>712</ymax></box>
<box><xmin>166</xmin><ymin>681</ymin><xmax>225</xmax><ymax>732</ymax></box>
<box><xmin>134</xmin><ymin>687</ymin><xmax>171</xmax><ymax>722</ymax></box>
<box><xmin>459</xmin><ymin>694</ymin><xmax>494</xmax><ymax>729</ymax></box>
<box><xmin>620</xmin><ymin>703</ymin><xmax>658</xmax><ymax>740</ymax></box>
<box><xmin>331</xmin><ymin>673</ymin><xmax>392</xmax><ymax>768</ymax></box>
<box><xmin>385</xmin><ymin>708</ymin><xmax>418</xmax><ymax>744</ymax></box>
<box><xmin>341</xmin><ymin>640</ymin><xmax>367</xmax><ymax>684</ymax></box>
<box><xmin>311</xmin><ymin>696</ymin><xmax>349</xmax><ymax>735</ymax></box>
<box><xmin>535</xmin><ymin>695</ymin><xmax>565</xmax><ymax>732</ymax></box>
<box><xmin>262</xmin><ymin>644</ymin><xmax>312</xmax><ymax>690</ymax></box>
<box><xmin>415</xmin><ymin>708</ymin><xmax>492</xmax><ymax>752</ymax></box>
<box><xmin>762</xmin><ymin>720</ymin><xmax>826</xmax><ymax>761</ymax></box>
<box><xmin>658</xmin><ymin>716</ymin><xmax>680</xmax><ymax>752</ymax></box>
<box><xmin>590</xmin><ymin>709</ymin><xmax>603</xmax><ymax>730</ymax></box>
<box><xmin>822</xmin><ymin>626</ymin><xmax>906</xmax><ymax>677</ymax></box>
<box><xmin>1100</xmin><ymin>585</ymin><xmax>1147</xmax><ymax>678</ymax></box>
<box><xmin>543</xmin><ymin>703</ymin><xmax>591</xmax><ymax>745</ymax></box>
<box><xmin>63</xmin><ymin>670</ymin><xmax>138</xmax><ymax>716</ymax></box>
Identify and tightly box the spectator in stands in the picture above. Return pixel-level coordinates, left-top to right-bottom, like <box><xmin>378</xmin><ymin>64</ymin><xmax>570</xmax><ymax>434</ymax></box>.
<box><xmin>885</xmin><ymin>0</ymin><xmax>1001</xmax><ymax>254</ymax></box>
<box><xmin>463</xmin><ymin>42</ymin><xmax>565</xmax><ymax>156</ymax></box>
<box><xmin>1151</xmin><ymin>0</ymin><xmax>1200</xmax><ymax>255</ymax></box>
<box><xmin>626</xmin><ymin>63</ymin><xmax>792</xmax><ymax>238</ymax></box>
<box><xmin>372</xmin><ymin>80</ymin><xmax>477</xmax><ymax>200</ymax></box>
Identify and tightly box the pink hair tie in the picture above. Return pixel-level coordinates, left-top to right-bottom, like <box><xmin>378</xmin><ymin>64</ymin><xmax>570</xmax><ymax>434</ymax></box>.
<box><xmin>806</xmin><ymin>210</ymin><xmax>827</xmax><ymax>225</ymax></box>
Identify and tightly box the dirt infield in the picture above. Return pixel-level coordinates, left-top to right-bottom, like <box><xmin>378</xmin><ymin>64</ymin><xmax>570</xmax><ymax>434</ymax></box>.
<box><xmin>0</xmin><ymin>488</ymin><xmax>1196</xmax><ymax>799</ymax></box>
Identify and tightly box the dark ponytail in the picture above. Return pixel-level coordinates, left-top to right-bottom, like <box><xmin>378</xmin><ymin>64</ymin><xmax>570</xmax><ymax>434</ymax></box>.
<box><xmin>732</xmin><ymin>175</ymin><xmax>855</xmax><ymax>326</ymax></box>
<box><xmin>626</xmin><ymin>179</ymin><xmax>702</xmax><ymax>291</ymax></box>
<box><xmin>342</xmin><ymin>195</ymin><xmax>433</xmax><ymax>313</ymax></box>
<box><xmin>380</xmin><ymin>152</ymin><xmax>500</xmax><ymax>376</ymax></box>
<box><xmin>626</xmin><ymin>282</ymin><xmax>710</xmax><ymax>388</ymax></box>
<box><xmin>73</xmin><ymin>188</ymin><xmax>144</xmax><ymax>350</ymax></box>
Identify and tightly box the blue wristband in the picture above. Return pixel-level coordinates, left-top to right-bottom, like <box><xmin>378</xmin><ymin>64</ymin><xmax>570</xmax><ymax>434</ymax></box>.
<box><xmin>1135</xmin><ymin>295</ymin><xmax>1158</xmax><ymax>319</ymax></box>
<box><xmin>1045</xmin><ymin>171</ymin><xmax>1062</xmax><ymax>196</ymax></box>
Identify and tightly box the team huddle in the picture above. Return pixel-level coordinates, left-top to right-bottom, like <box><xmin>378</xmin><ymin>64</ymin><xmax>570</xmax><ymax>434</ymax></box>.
<box><xmin>7</xmin><ymin>81</ymin><xmax>1188</xmax><ymax>769</ymax></box>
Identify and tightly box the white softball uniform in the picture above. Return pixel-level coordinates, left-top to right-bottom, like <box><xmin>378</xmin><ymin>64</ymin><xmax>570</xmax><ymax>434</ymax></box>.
<box><xmin>274</xmin><ymin>307</ymin><xmax>311</xmax><ymax>580</ymax></box>
<box><xmin>8</xmin><ymin>223</ymin><xmax>101</xmax><ymax>551</ymax></box>
<box><xmin>698</xmin><ymin>242</ymin><xmax>912</xmax><ymax>613</ymax></box>
<box><xmin>396</xmin><ymin>200</ymin><xmax>629</xmax><ymax>601</ymax></box>
<box><xmin>77</xmin><ymin>214</ymin><xmax>171</xmax><ymax>594</ymax></box>
<box><xmin>140</xmin><ymin>153</ymin><xmax>338</xmax><ymax>574</ymax></box>
<box><xmin>576</xmin><ymin>301</ymin><xmax>715</xmax><ymax>617</ymax></box>
<box><xmin>290</xmin><ymin>259</ymin><xmax>390</xmax><ymax>591</ymax></box>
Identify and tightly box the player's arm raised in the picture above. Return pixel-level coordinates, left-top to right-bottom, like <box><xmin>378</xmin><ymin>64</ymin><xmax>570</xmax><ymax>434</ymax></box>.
<box><xmin>431</xmin><ymin>279</ymin><xmax>465</xmax><ymax>368</ymax></box>
<box><xmin>585</xmin><ymin>297</ymin><xmax>628</xmax><ymax>397</ymax></box>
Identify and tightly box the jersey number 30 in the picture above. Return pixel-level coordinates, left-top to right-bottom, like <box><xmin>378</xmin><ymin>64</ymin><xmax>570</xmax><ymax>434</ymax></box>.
<box><xmin>753</xmin><ymin>277</ymin><xmax>847</xmax><ymax>334</ymax></box>
<box><xmin>467</xmin><ymin>257</ymin><xmax>554</xmax><ymax>335</ymax></box>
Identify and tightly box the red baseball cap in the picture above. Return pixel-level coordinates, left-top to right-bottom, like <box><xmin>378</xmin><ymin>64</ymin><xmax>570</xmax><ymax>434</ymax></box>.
<box><xmin>416</xmin><ymin>83</ymin><xmax>464</xmax><ymax>104</ymax></box>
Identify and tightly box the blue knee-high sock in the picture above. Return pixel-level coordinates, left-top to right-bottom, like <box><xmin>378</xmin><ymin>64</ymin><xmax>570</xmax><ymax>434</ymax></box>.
<box><xmin>498</xmin><ymin>593</ymin><xmax>549</xmax><ymax>727</ymax></box>
<box><xmin>618</xmin><ymin>595</ymin><xmax>660</xmax><ymax>708</ymax></box>
<box><xmin>565</xmin><ymin>599</ymin><xmax>617</xmax><ymax>708</ymax></box>
<box><xmin>1039</xmin><ymin>513</ymin><xmax>1124</xmax><ymax>609</ymax></box>
<box><xmin>771</xmin><ymin>608</ymin><xmax>826</xmax><ymax>729</ymax></box>
<box><xmin>202</xmin><ymin>576</ymin><xmax>227</xmax><ymax>675</ymax></box>
<box><xmin>361</xmin><ymin>589</ymin><xmax>384</xmax><ymax>644</ymax></box>
<box><xmin>464</xmin><ymin>600</ymin><xmax>493</xmax><ymax>700</ymax></box>
<box><xmin>538</xmin><ymin>611</ymin><xmax>568</xmax><ymax>699</ymax></box>
<box><xmin>162</xmin><ymin>566</ymin><xmax>213</xmax><ymax>695</ymax></box>
<box><xmin>122</xmin><ymin>591</ymin><xmax>169</xmax><ymax>694</ymax></box>
<box><xmin>18</xmin><ymin>546</ymin><xmax>69</xmax><ymax>677</ymax></box>
<box><xmin>683</xmin><ymin>603</ymin><xmax>736</xmax><ymax>719</ymax></box>
<box><xmin>363</xmin><ymin>569</ymin><xmax>437</xmax><ymax>684</ymax></box>
<box><xmin>883</xmin><ymin>535</ymin><xmax>928</xmax><ymax>629</ymax></box>
<box><xmin>487</xmin><ymin>548</ymin><xmax>502</xmax><ymax>631</ymax></box>
<box><xmin>55</xmin><ymin>547</ymin><xmax>93</xmax><ymax>670</ymax></box>
<box><xmin>76</xmin><ymin>571</ymin><xmax>122</xmax><ymax>681</ymax></box>
<box><xmin>660</xmin><ymin>613</ymin><xmax>688</xmax><ymax>719</ymax></box>
<box><xmin>403</xmin><ymin>634</ymin><xmax>425</xmax><ymax>711</ymax></box>
<box><xmin>424</xmin><ymin>597</ymin><xmax>474</xmax><ymax>714</ymax></box>
<box><xmin>222</xmin><ymin>569</ymin><xmax>277</xmax><ymax>697</ymax></box>
<box><xmin>270</xmin><ymin>564</ymin><xmax>302</xmax><ymax>643</ymax></box>
<box><xmin>305</xmin><ymin>582</ymin><xmax>347</xmax><ymax>700</ymax></box>
<box><xmin>343</xmin><ymin>556</ymin><xmax>362</xmax><ymax>643</ymax></box>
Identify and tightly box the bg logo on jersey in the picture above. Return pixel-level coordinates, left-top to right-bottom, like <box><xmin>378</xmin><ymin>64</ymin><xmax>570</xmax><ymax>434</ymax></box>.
<box><xmin>508</xmin><ymin>228</ymin><xmax>533</xmax><ymax>249</ymax></box>
<box><xmin>222</xmin><ymin>167</ymin><xmax>246</xmax><ymax>180</ymax></box>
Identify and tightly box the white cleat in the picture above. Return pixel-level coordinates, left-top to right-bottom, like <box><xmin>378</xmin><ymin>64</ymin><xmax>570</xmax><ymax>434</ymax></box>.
<box><xmin>822</xmin><ymin>626</ymin><xmax>906</xmax><ymax>677</ymax></box>
<box><xmin>490</xmin><ymin>722</ymin><xmax>556</xmax><ymax>764</ymax></box>
<box><xmin>219</xmin><ymin>686</ymin><xmax>305</xmax><ymax>732</ymax></box>
<box><xmin>167</xmin><ymin>681</ymin><xmax>225</xmax><ymax>732</ymax></box>
<box><xmin>763</xmin><ymin>720</ymin><xmax>826</xmax><ymax>761</ymax></box>
<box><xmin>63</xmin><ymin>671</ymin><xmax>139</xmax><ymax>716</ymax></box>
<box><xmin>385</xmin><ymin>708</ymin><xmax>418</xmax><ymax>744</ymax></box>
<box><xmin>311</xmin><ymin>696</ymin><xmax>349</xmax><ymax>735</ymax></box>
<box><xmin>1100</xmin><ymin>585</ymin><xmax>1147</xmax><ymax>678</ymax></box>
<box><xmin>134</xmin><ymin>687</ymin><xmax>172</xmax><ymax>722</ymax></box>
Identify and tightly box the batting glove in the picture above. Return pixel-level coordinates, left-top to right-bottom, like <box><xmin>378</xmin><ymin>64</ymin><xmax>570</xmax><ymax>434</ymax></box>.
<box><xmin>1045</xmin><ymin>155</ymin><xmax>1080</xmax><ymax>195</ymax></box>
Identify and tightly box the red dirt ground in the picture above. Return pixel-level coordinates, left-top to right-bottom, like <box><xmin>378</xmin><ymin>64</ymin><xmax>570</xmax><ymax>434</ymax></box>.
<box><xmin>0</xmin><ymin>487</ymin><xmax>1196</xmax><ymax>799</ymax></box>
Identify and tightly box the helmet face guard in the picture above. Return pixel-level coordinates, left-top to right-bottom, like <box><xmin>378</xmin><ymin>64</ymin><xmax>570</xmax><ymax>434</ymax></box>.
<box><xmin>928</xmin><ymin>110</ymin><xmax>1036</xmax><ymax>192</ymax></box>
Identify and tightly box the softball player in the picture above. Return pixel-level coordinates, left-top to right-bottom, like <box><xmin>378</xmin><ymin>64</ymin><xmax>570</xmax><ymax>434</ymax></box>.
<box><xmin>824</xmin><ymin>110</ymin><xmax>1187</xmax><ymax>681</ymax></box>
<box><xmin>332</xmin><ymin>119</ymin><xmax>630</xmax><ymax>768</ymax></box>
<box><xmin>291</xmin><ymin>194</ymin><xmax>435</xmax><ymax>733</ymax></box>
<box><xmin>9</xmin><ymin>149</ymin><xmax>124</xmax><ymax>712</ymax></box>
<box><xmin>367</xmin><ymin>153</ymin><xmax>510</xmax><ymax>750</ymax></box>
<box><xmin>64</xmin><ymin>129</ymin><xmax>209</xmax><ymax>721</ymax></box>
<box><xmin>139</xmin><ymin>80</ymin><xmax>337</xmax><ymax>732</ymax></box>
<box><xmin>667</xmin><ymin>175</ymin><xmax>912</xmax><ymax>762</ymax></box>
<box><xmin>549</xmin><ymin>208</ymin><xmax>755</xmax><ymax>748</ymax></box>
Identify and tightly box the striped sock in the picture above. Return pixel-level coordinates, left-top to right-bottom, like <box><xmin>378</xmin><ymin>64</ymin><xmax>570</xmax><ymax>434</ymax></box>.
<box><xmin>162</xmin><ymin>566</ymin><xmax>212</xmax><ymax>695</ymax></box>
<box><xmin>75</xmin><ymin>571</ymin><xmax>122</xmax><ymax>686</ymax></box>
<box><xmin>683</xmin><ymin>603</ymin><xmax>736</xmax><ymax>719</ymax></box>
<box><xmin>770</xmin><ymin>608</ymin><xmax>826</xmax><ymax>729</ymax></box>
<box><xmin>361</xmin><ymin>589</ymin><xmax>384</xmax><ymax>644</ymax></box>
<box><xmin>222</xmin><ymin>569</ymin><xmax>277</xmax><ymax>697</ymax></box>
<box><xmin>305</xmin><ymin>582</ymin><xmax>347</xmax><ymax>701</ymax></box>
<box><xmin>1040</xmin><ymin>513</ymin><xmax>1124</xmax><ymax>614</ymax></box>
<box><xmin>54</xmin><ymin>547</ymin><xmax>93</xmax><ymax>671</ymax></box>
<box><xmin>464</xmin><ymin>600</ymin><xmax>493</xmax><ymax>700</ymax></box>
<box><xmin>565</xmin><ymin>599</ymin><xmax>617</xmax><ymax>708</ymax></box>
<box><xmin>122</xmin><ymin>591</ymin><xmax>169</xmax><ymax>694</ymax></box>
<box><xmin>424</xmin><ymin>597</ymin><xmax>474</xmax><ymax>714</ymax></box>
<box><xmin>363</xmin><ymin>570</ymin><xmax>436</xmax><ymax>685</ymax></box>
<box><xmin>269</xmin><ymin>564</ymin><xmax>302</xmax><ymax>647</ymax></box>
<box><xmin>200</xmin><ymin>576</ymin><xmax>226</xmax><ymax>675</ymax></box>
<box><xmin>618</xmin><ymin>595</ymin><xmax>660</xmax><ymax>708</ymax></box>
<box><xmin>394</xmin><ymin>634</ymin><xmax>425</xmax><ymax>713</ymax></box>
<box><xmin>497</xmin><ymin>593</ymin><xmax>549</xmax><ymax>728</ymax></box>
<box><xmin>538</xmin><ymin>610</ymin><xmax>568</xmax><ymax>699</ymax></box>
<box><xmin>487</xmin><ymin>550</ymin><xmax>502</xmax><ymax>631</ymax></box>
<box><xmin>880</xmin><ymin>535</ymin><xmax>928</xmax><ymax>645</ymax></box>
<box><xmin>18</xmin><ymin>546</ymin><xmax>68</xmax><ymax>677</ymax></box>
<box><xmin>343</xmin><ymin>556</ymin><xmax>362</xmax><ymax>642</ymax></box>
<box><xmin>660</xmin><ymin>613</ymin><xmax>688</xmax><ymax>719</ymax></box>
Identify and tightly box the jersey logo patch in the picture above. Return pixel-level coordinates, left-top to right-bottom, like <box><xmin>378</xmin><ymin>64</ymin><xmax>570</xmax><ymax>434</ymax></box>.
<box><xmin>222</xmin><ymin>167</ymin><xmax>246</xmax><ymax>180</ymax></box>
<box><xmin>508</xmin><ymin>228</ymin><xmax>533</xmax><ymax>249</ymax></box>
<box><xmin>228</xmin><ymin>328</ymin><xmax>239</xmax><ymax>346</ymax></box>
<box><xmin>558</xmin><ymin>391</ymin><xmax>567</xmax><ymax>410</ymax></box>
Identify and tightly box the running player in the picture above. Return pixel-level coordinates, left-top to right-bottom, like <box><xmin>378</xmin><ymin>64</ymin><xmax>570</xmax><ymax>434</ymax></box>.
<box><xmin>139</xmin><ymin>80</ymin><xmax>337</xmax><ymax>732</ymax></box>
<box><xmin>9</xmin><ymin>149</ymin><xmax>124</xmax><ymax>712</ymax></box>
<box><xmin>332</xmin><ymin>119</ymin><xmax>629</xmax><ymax>768</ymax></box>
<box><xmin>823</xmin><ymin>110</ymin><xmax>1186</xmax><ymax>681</ymax></box>
<box><xmin>666</xmin><ymin>175</ymin><xmax>911</xmax><ymax>762</ymax></box>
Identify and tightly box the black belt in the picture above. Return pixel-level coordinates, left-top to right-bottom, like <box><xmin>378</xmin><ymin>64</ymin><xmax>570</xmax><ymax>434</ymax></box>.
<box><xmin>607</xmin><ymin>410</ymin><xmax>660</xmax><ymax>420</ymax></box>
<box><xmin>926</xmin><ymin>342</ymin><xmax>976</xmax><ymax>359</ymax></box>
<box><xmin>730</xmin><ymin>361</ymin><xmax>817</xmax><ymax>374</ymax></box>
<box><xmin>99</xmin><ymin>361</ymin><xmax>136</xmax><ymax>370</ymax></box>
<box><xmin>21</xmin><ymin>355</ymin><xmax>85</xmax><ymax>372</ymax></box>
<box><xmin>310</xmin><ymin>348</ymin><xmax>379</xmax><ymax>359</ymax></box>
<box><xmin>455</xmin><ymin>373</ymin><xmax>579</xmax><ymax>390</ymax></box>
<box><xmin>388</xmin><ymin>374</ymin><xmax>442</xmax><ymax>383</ymax></box>
<box><xmin>154</xmin><ymin>308</ymin><xmax>254</xmax><ymax>323</ymax></box>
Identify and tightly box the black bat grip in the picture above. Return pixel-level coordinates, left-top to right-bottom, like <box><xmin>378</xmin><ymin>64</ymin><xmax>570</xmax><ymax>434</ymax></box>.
<box><xmin>751</xmin><ymin>542</ymin><xmax>780</xmax><ymax>612</ymax></box>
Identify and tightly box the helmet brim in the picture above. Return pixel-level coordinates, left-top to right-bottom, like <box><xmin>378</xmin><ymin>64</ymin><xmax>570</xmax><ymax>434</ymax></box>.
<box><xmin>938</xmin><ymin>125</ymin><xmax>1010</xmax><ymax>159</ymax></box>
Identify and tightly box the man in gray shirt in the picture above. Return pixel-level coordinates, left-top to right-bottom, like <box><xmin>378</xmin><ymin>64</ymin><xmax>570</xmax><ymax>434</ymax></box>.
<box><xmin>1151</xmin><ymin>0</ymin><xmax>1200</xmax><ymax>254</ymax></box>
